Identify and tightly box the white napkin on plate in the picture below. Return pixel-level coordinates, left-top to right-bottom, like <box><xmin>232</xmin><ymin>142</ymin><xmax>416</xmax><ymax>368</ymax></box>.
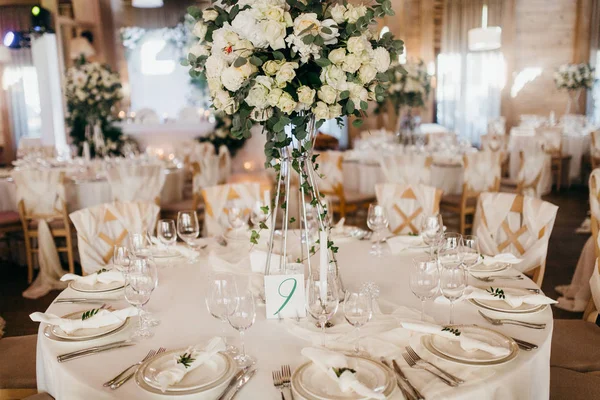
<box><xmin>387</xmin><ymin>235</ymin><xmax>424</xmax><ymax>254</ymax></box>
<box><xmin>301</xmin><ymin>347</ymin><xmax>386</xmax><ymax>400</ymax></box>
<box><xmin>29</xmin><ymin>307</ymin><xmax>138</xmax><ymax>334</ymax></box>
<box><xmin>464</xmin><ymin>286</ymin><xmax>557</xmax><ymax>308</ymax></box>
<box><xmin>482</xmin><ymin>253</ymin><xmax>523</xmax><ymax>266</ymax></box>
<box><xmin>60</xmin><ymin>269</ymin><xmax>124</xmax><ymax>286</ymax></box>
<box><xmin>400</xmin><ymin>321</ymin><xmax>510</xmax><ymax>357</ymax></box>
<box><xmin>155</xmin><ymin>337</ymin><xmax>226</xmax><ymax>392</ymax></box>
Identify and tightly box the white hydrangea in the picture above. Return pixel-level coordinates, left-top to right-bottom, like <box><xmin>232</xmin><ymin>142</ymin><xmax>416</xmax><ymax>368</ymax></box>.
<box><xmin>372</xmin><ymin>47</ymin><xmax>391</xmax><ymax>73</ymax></box>
<box><xmin>330</xmin><ymin>4</ymin><xmax>346</xmax><ymax>24</ymax></box>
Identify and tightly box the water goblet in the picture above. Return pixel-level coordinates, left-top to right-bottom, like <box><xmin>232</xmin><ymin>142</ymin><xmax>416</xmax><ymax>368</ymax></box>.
<box><xmin>410</xmin><ymin>255</ymin><xmax>440</xmax><ymax>321</ymax></box>
<box><xmin>419</xmin><ymin>214</ymin><xmax>444</xmax><ymax>256</ymax></box>
<box><xmin>128</xmin><ymin>231</ymin><xmax>151</xmax><ymax>257</ymax></box>
<box><xmin>157</xmin><ymin>219</ymin><xmax>177</xmax><ymax>253</ymax></box>
<box><xmin>250</xmin><ymin>201</ymin><xmax>268</xmax><ymax>228</ymax></box>
<box><xmin>367</xmin><ymin>204</ymin><xmax>389</xmax><ymax>257</ymax></box>
<box><xmin>343</xmin><ymin>290</ymin><xmax>373</xmax><ymax>353</ymax></box>
<box><xmin>124</xmin><ymin>257</ymin><xmax>158</xmax><ymax>339</ymax></box>
<box><xmin>177</xmin><ymin>211</ymin><xmax>199</xmax><ymax>263</ymax></box>
<box><xmin>306</xmin><ymin>273</ymin><xmax>339</xmax><ymax>347</ymax></box>
<box><xmin>227</xmin><ymin>290</ymin><xmax>257</xmax><ymax>367</ymax></box>
<box><xmin>462</xmin><ymin>235</ymin><xmax>480</xmax><ymax>270</ymax></box>
<box><xmin>112</xmin><ymin>245</ymin><xmax>131</xmax><ymax>273</ymax></box>
<box><xmin>205</xmin><ymin>273</ymin><xmax>239</xmax><ymax>355</ymax></box>
<box><xmin>440</xmin><ymin>263</ymin><xmax>467</xmax><ymax>325</ymax></box>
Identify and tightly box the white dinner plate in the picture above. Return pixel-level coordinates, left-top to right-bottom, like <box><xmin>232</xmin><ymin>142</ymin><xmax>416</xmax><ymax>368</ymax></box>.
<box><xmin>135</xmin><ymin>349</ymin><xmax>236</xmax><ymax>395</ymax></box>
<box><xmin>292</xmin><ymin>355</ymin><xmax>395</xmax><ymax>400</ymax></box>
<box><xmin>468</xmin><ymin>287</ymin><xmax>548</xmax><ymax>314</ymax></box>
<box><xmin>151</xmin><ymin>248</ymin><xmax>182</xmax><ymax>259</ymax></box>
<box><xmin>469</xmin><ymin>260</ymin><xmax>510</xmax><ymax>273</ymax></box>
<box><xmin>68</xmin><ymin>280</ymin><xmax>125</xmax><ymax>294</ymax></box>
<box><xmin>50</xmin><ymin>309</ymin><xmax>127</xmax><ymax>340</ymax></box>
<box><xmin>421</xmin><ymin>325</ymin><xmax>518</xmax><ymax>366</ymax></box>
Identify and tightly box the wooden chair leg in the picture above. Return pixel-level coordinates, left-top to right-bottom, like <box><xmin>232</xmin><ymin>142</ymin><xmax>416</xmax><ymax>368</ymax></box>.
<box><xmin>556</xmin><ymin>161</ymin><xmax>561</xmax><ymax>191</ymax></box>
<box><xmin>24</xmin><ymin>235</ymin><xmax>34</xmax><ymax>283</ymax></box>
<box><xmin>66</xmin><ymin>233</ymin><xmax>75</xmax><ymax>274</ymax></box>
<box><xmin>459</xmin><ymin>209</ymin><xmax>466</xmax><ymax>235</ymax></box>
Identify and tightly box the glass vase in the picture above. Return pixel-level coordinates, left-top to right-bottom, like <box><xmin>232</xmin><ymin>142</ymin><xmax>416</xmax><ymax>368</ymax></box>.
<box><xmin>565</xmin><ymin>89</ymin><xmax>582</xmax><ymax>115</ymax></box>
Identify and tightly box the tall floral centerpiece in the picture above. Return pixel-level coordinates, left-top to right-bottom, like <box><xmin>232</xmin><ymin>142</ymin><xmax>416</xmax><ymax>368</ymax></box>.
<box><xmin>554</xmin><ymin>63</ymin><xmax>595</xmax><ymax>115</ymax></box>
<box><xmin>185</xmin><ymin>0</ymin><xmax>403</xmax><ymax>281</ymax></box>
<box><xmin>65</xmin><ymin>58</ymin><xmax>132</xmax><ymax>157</ymax></box>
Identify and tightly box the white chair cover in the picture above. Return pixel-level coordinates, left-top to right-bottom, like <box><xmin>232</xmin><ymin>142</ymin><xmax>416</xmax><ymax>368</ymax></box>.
<box><xmin>316</xmin><ymin>151</ymin><xmax>344</xmax><ymax>195</ymax></box>
<box><xmin>427</xmin><ymin>132</ymin><xmax>456</xmax><ymax>147</ymax></box>
<box><xmin>487</xmin><ymin>117</ymin><xmax>506</xmax><ymax>136</ymax></box>
<box><xmin>590</xmin><ymin>258</ymin><xmax>600</xmax><ymax>315</ymax></box>
<box><xmin>70</xmin><ymin>201</ymin><xmax>160</xmax><ymax>273</ymax></box>
<box><xmin>555</xmin><ymin>236</ymin><xmax>596</xmax><ymax>312</ymax></box>
<box><xmin>191</xmin><ymin>154</ymin><xmax>220</xmax><ymax>195</ymax></box>
<box><xmin>517</xmin><ymin>150</ymin><xmax>552</xmax><ymax>198</ymax></box>
<box><xmin>375</xmin><ymin>183</ymin><xmax>442</xmax><ymax>234</ymax></box>
<box><xmin>201</xmin><ymin>183</ymin><xmax>261</xmax><ymax>237</ymax></box>
<box><xmin>218</xmin><ymin>145</ymin><xmax>232</xmax><ymax>184</ymax></box>
<box><xmin>520</xmin><ymin>115</ymin><xmax>546</xmax><ymax>128</ymax></box>
<box><xmin>134</xmin><ymin>108</ymin><xmax>160</xmax><ymax>124</ymax></box>
<box><xmin>464</xmin><ymin>151</ymin><xmax>501</xmax><ymax>192</ymax></box>
<box><xmin>106</xmin><ymin>163</ymin><xmax>166</xmax><ymax>203</ymax></box>
<box><xmin>379</xmin><ymin>153</ymin><xmax>432</xmax><ymax>186</ymax></box>
<box><xmin>473</xmin><ymin>192</ymin><xmax>558</xmax><ymax>274</ymax></box>
<box><xmin>177</xmin><ymin>107</ymin><xmax>200</xmax><ymax>123</ymax></box>
<box><xmin>12</xmin><ymin>169</ymin><xmax>68</xmax><ymax>298</ymax></box>
<box><xmin>591</xmin><ymin>130</ymin><xmax>600</xmax><ymax>159</ymax></box>
<box><xmin>536</xmin><ymin>126</ymin><xmax>562</xmax><ymax>153</ymax></box>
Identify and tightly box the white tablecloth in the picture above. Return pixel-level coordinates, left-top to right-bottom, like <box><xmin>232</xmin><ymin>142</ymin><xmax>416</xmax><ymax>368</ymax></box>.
<box><xmin>343</xmin><ymin>161</ymin><xmax>463</xmax><ymax>196</ymax></box>
<box><xmin>36</xmin><ymin>240</ymin><xmax>552</xmax><ymax>400</ymax></box>
<box><xmin>1</xmin><ymin>169</ymin><xmax>185</xmax><ymax>213</ymax></box>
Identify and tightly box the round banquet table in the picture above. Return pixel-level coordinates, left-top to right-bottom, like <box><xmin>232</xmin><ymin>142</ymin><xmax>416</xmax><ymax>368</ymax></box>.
<box><xmin>36</xmin><ymin>240</ymin><xmax>552</xmax><ymax>400</ymax></box>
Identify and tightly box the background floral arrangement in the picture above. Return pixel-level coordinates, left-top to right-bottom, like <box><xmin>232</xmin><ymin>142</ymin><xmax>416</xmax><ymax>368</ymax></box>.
<box><xmin>196</xmin><ymin>112</ymin><xmax>247</xmax><ymax>156</ymax></box>
<box><xmin>184</xmin><ymin>0</ymin><xmax>404</xmax><ymax>167</ymax></box>
<box><xmin>377</xmin><ymin>59</ymin><xmax>431</xmax><ymax>114</ymax></box>
<box><xmin>65</xmin><ymin>59</ymin><xmax>134</xmax><ymax>156</ymax></box>
<box><xmin>120</xmin><ymin>22</ymin><xmax>190</xmax><ymax>55</ymax></box>
<box><xmin>554</xmin><ymin>63</ymin><xmax>595</xmax><ymax>91</ymax></box>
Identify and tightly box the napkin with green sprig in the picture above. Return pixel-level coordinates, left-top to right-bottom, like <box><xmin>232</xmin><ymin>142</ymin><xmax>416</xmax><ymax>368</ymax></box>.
<box><xmin>30</xmin><ymin>306</ymin><xmax>138</xmax><ymax>334</ymax></box>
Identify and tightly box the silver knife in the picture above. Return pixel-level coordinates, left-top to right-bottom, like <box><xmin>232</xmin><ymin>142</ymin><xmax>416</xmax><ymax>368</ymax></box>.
<box><xmin>393</xmin><ymin>360</ymin><xmax>425</xmax><ymax>400</ymax></box>
<box><xmin>55</xmin><ymin>298</ymin><xmax>118</xmax><ymax>304</ymax></box>
<box><xmin>222</xmin><ymin>368</ymin><xmax>257</xmax><ymax>400</ymax></box>
<box><xmin>382</xmin><ymin>359</ymin><xmax>415</xmax><ymax>400</ymax></box>
<box><xmin>57</xmin><ymin>341</ymin><xmax>135</xmax><ymax>362</ymax></box>
<box><xmin>217</xmin><ymin>368</ymin><xmax>249</xmax><ymax>400</ymax></box>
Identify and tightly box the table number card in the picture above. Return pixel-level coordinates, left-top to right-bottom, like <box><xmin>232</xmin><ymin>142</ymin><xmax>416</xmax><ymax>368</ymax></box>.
<box><xmin>264</xmin><ymin>274</ymin><xmax>306</xmax><ymax>319</ymax></box>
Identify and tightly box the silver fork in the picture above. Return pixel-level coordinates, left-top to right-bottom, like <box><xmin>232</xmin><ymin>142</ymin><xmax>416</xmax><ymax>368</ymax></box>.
<box><xmin>402</xmin><ymin>352</ymin><xmax>458</xmax><ymax>387</ymax></box>
<box><xmin>470</xmin><ymin>275</ymin><xmax>524</xmax><ymax>282</ymax></box>
<box><xmin>405</xmin><ymin>346</ymin><xmax>464</xmax><ymax>385</ymax></box>
<box><xmin>110</xmin><ymin>347</ymin><xmax>166</xmax><ymax>389</ymax></box>
<box><xmin>281</xmin><ymin>365</ymin><xmax>292</xmax><ymax>398</ymax></box>
<box><xmin>478</xmin><ymin>311</ymin><xmax>546</xmax><ymax>329</ymax></box>
<box><xmin>103</xmin><ymin>349</ymin><xmax>157</xmax><ymax>387</ymax></box>
<box><xmin>272</xmin><ymin>370</ymin><xmax>286</xmax><ymax>400</ymax></box>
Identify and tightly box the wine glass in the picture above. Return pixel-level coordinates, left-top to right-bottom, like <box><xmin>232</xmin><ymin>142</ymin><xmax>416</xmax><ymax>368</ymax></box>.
<box><xmin>177</xmin><ymin>211</ymin><xmax>199</xmax><ymax>263</ymax></box>
<box><xmin>343</xmin><ymin>290</ymin><xmax>373</xmax><ymax>353</ymax></box>
<box><xmin>124</xmin><ymin>257</ymin><xmax>158</xmax><ymax>339</ymax></box>
<box><xmin>419</xmin><ymin>214</ymin><xmax>444</xmax><ymax>256</ymax></box>
<box><xmin>157</xmin><ymin>219</ymin><xmax>177</xmax><ymax>252</ymax></box>
<box><xmin>205</xmin><ymin>273</ymin><xmax>238</xmax><ymax>355</ymax></box>
<box><xmin>128</xmin><ymin>231</ymin><xmax>151</xmax><ymax>257</ymax></box>
<box><xmin>306</xmin><ymin>273</ymin><xmax>339</xmax><ymax>347</ymax></box>
<box><xmin>227</xmin><ymin>290</ymin><xmax>256</xmax><ymax>367</ymax></box>
<box><xmin>440</xmin><ymin>232</ymin><xmax>463</xmax><ymax>252</ymax></box>
<box><xmin>440</xmin><ymin>263</ymin><xmax>467</xmax><ymax>325</ymax></box>
<box><xmin>250</xmin><ymin>201</ymin><xmax>268</xmax><ymax>228</ymax></box>
<box><xmin>226</xmin><ymin>200</ymin><xmax>248</xmax><ymax>231</ymax></box>
<box><xmin>112</xmin><ymin>245</ymin><xmax>131</xmax><ymax>273</ymax></box>
<box><xmin>461</xmin><ymin>235</ymin><xmax>480</xmax><ymax>270</ymax></box>
<box><xmin>367</xmin><ymin>204</ymin><xmax>389</xmax><ymax>257</ymax></box>
<box><xmin>410</xmin><ymin>255</ymin><xmax>440</xmax><ymax>321</ymax></box>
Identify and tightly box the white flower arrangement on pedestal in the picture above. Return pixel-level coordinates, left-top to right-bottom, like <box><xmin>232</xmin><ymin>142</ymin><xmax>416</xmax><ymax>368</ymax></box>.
<box><xmin>554</xmin><ymin>63</ymin><xmax>595</xmax><ymax>91</ymax></box>
<box><xmin>381</xmin><ymin>59</ymin><xmax>431</xmax><ymax>114</ymax></box>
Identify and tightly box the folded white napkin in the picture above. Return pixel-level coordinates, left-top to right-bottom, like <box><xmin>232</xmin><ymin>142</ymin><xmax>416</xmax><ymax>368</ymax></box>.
<box><xmin>155</xmin><ymin>337</ymin><xmax>226</xmax><ymax>392</ymax></box>
<box><xmin>400</xmin><ymin>321</ymin><xmax>510</xmax><ymax>357</ymax></box>
<box><xmin>464</xmin><ymin>286</ymin><xmax>557</xmax><ymax>308</ymax></box>
<box><xmin>301</xmin><ymin>347</ymin><xmax>386</xmax><ymax>400</ymax></box>
<box><xmin>29</xmin><ymin>307</ymin><xmax>138</xmax><ymax>334</ymax></box>
<box><xmin>331</xmin><ymin>218</ymin><xmax>346</xmax><ymax>236</ymax></box>
<box><xmin>482</xmin><ymin>253</ymin><xmax>523</xmax><ymax>266</ymax></box>
<box><xmin>60</xmin><ymin>269</ymin><xmax>124</xmax><ymax>286</ymax></box>
<box><xmin>387</xmin><ymin>235</ymin><xmax>424</xmax><ymax>254</ymax></box>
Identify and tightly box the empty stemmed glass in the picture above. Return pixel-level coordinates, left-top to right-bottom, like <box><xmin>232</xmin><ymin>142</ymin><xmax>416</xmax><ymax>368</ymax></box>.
<box><xmin>205</xmin><ymin>273</ymin><xmax>238</xmax><ymax>355</ymax></box>
<box><xmin>227</xmin><ymin>290</ymin><xmax>256</xmax><ymax>367</ymax></box>
<box><xmin>420</xmin><ymin>214</ymin><xmax>444</xmax><ymax>256</ymax></box>
<box><xmin>250</xmin><ymin>201</ymin><xmax>268</xmax><ymax>229</ymax></box>
<box><xmin>410</xmin><ymin>255</ymin><xmax>440</xmax><ymax>321</ymax></box>
<box><xmin>343</xmin><ymin>290</ymin><xmax>373</xmax><ymax>354</ymax></box>
<box><xmin>128</xmin><ymin>231</ymin><xmax>151</xmax><ymax>257</ymax></box>
<box><xmin>112</xmin><ymin>245</ymin><xmax>131</xmax><ymax>273</ymax></box>
<box><xmin>439</xmin><ymin>261</ymin><xmax>467</xmax><ymax>325</ymax></box>
<box><xmin>124</xmin><ymin>257</ymin><xmax>158</xmax><ymax>339</ymax></box>
<box><xmin>461</xmin><ymin>235</ymin><xmax>480</xmax><ymax>271</ymax></box>
<box><xmin>367</xmin><ymin>204</ymin><xmax>389</xmax><ymax>257</ymax></box>
<box><xmin>157</xmin><ymin>219</ymin><xmax>177</xmax><ymax>254</ymax></box>
<box><xmin>306</xmin><ymin>273</ymin><xmax>339</xmax><ymax>347</ymax></box>
<box><xmin>226</xmin><ymin>200</ymin><xmax>249</xmax><ymax>235</ymax></box>
<box><xmin>177</xmin><ymin>211</ymin><xmax>200</xmax><ymax>263</ymax></box>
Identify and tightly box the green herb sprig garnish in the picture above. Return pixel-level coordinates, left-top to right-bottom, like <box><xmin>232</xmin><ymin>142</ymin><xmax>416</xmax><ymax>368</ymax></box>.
<box><xmin>96</xmin><ymin>268</ymin><xmax>109</xmax><ymax>275</ymax></box>
<box><xmin>81</xmin><ymin>308</ymin><xmax>101</xmax><ymax>320</ymax></box>
<box><xmin>486</xmin><ymin>287</ymin><xmax>506</xmax><ymax>299</ymax></box>
<box><xmin>333</xmin><ymin>367</ymin><xmax>356</xmax><ymax>378</ymax></box>
<box><xmin>442</xmin><ymin>327</ymin><xmax>461</xmax><ymax>336</ymax></box>
<box><xmin>177</xmin><ymin>353</ymin><xmax>196</xmax><ymax>369</ymax></box>
<box><xmin>408</xmin><ymin>232</ymin><xmax>418</xmax><ymax>236</ymax></box>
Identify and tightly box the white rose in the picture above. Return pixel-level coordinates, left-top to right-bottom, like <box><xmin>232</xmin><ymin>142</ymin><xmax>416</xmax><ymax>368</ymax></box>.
<box><xmin>263</xmin><ymin>7</ymin><xmax>284</xmax><ymax>21</ymax></box>
<box><xmin>189</xmin><ymin>42</ymin><xmax>210</xmax><ymax>58</ymax></box>
<box><xmin>207</xmin><ymin>77</ymin><xmax>222</xmax><ymax>96</ymax></box>
<box><xmin>320</xmin><ymin>65</ymin><xmax>347</xmax><ymax>91</ymax></box>
<box><xmin>344</xmin><ymin>4</ymin><xmax>367</xmax><ymax>23</ymax></box>
<box><xmin>232</xmin><ymin>10</ymin><xmax>268</xmax><ymax>48</ymax></box>
<box><xmin>275</xmin><ymin>62</ymin><xmax>298</xmax><ymax>87</ymax></box>
<box><xmin>367</xmin><ymin>82</ymin><xmax>378</xmax><ymax>101</ymax></box>
<box><xmin>342</xmin><ymin>54</ymin><xmax>362</xmax><ymax>73</ymax></box>
<box><xmin>212</xmin><ymin>24</ymin><xmax>242</xmax><ymax>62</ymax></box>
<box><xmin>267</xmin><ymin>88</ymin><xmax>284</xmax><ymax>107</ymax></box>
<box><xmin>205</xmin><ymin>55</ymin><xmax>228</xmax><ymax>78</ymax></box>
<box><xmin>263</xmin><ymin>60</ymin><xmax>284</xmax><ymax>76</ymax></box>
<box><xmin>330</xmin><ymin>4</ymin><xmax>346</xmax><ymax>24</ymax></box>
<box><xmin>251</xmin><ymin>107</ymin><xmax>273</xmax><ymax>122</ymax></box>
<box><xmin>192</xmin><ymin>21</ymin><xmax>208</xmax><ymax>40</ymax></box>
<box><xmin>213</xmin><ymin>89</ymin><xmax>237</xmax><ymax>114</ymax></box>
<box><xmin>221</xmin><ymin>66</ymin><xmax>246</xmax><ymax>91</ymax></box>
<box><xmin>245</xmin><ymin>76</ymin><xmax>273</xmax><ymax>109</ymax></box>
<box><xmin>319</xmin><ymin>19</ymin><xmax>339</xmax><ymax>45</ymax></box>
<box><xmin>329</xmin><ymin>104</ymin><xmax>342</xmax><ymax>119</ymax></box>
<box><xmin>372</xmin><ymin>47</ymin><xmax>391</xmax><ymax>73</ymax></box>
<box><xmin>293</xmin><ymin>13</ymin><xmax>321</xmax><ymax>37</ymax></box>
<box><xmin>202</xmin><ymin>9</ymin><xmax>219</xmax><ymax>22</ymax></box>
<box><xmin>277</xmin><ymin>92</ymin><xmax>297</xmax><ymax>114</ymax></box>
<box><xmin>347</xmin><ymin>36</ymin><xmax>367</xmax><ymax>54</ymax></box>
<box><xmin>328</xmin><ymin>48</ymin><xmax>346</xmax><ymax>65</ymax></box>
<box><xmin>297</xmin><ymin>86</ymin><xmax>316</xmax><ymax>107</ymax></box>
<box><xmin>318</xmin><ymin>85</ymin><xmax>337</xmax><ymax>104</ymax></box>
<box><xmin>261</xmin><ymin>20</ymin><xmax>287</xmax><ymax>50</ymax></box>
<box><xmin>313</xmin><ymin>101</ymin><xmax>330</xmax><ymax>120</ymax></box>
<box><xmin>348</xmin><ymin>82</ymin><xmax>368</xmax><ymax>106</ymax></box>
<box><xmin>359</xmin><ymin>64</ymin><xmax>377</xmax><ymax>84</ymax></box>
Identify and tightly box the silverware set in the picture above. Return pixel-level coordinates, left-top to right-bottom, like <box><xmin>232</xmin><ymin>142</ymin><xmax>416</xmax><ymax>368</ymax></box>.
<box><xmin>470</xmin><ymin>274</ymin><xmax>524</xmax><ymax>282</ymax></box>
<box><xmin>478</xmin><ymin>310</ymin><xmax>546</xmax><ymax>329</ymax></box>
<box><xmin>57</xmin><ymin>340</ymin><xmax>136</xmax><ymax>362</ymax></box>
<box><xmin>54</xmin><ymin>298</ymin><xmax>119</xmax><ymax>304</ymax></box>
<box><xmin>103</xmin><ymin>347</ymin><xmax>166</xmax><ymax>389</ymax></box>
<box><xmin>272</xmin><ymin>365</ymin><xmax>292</xmax><ymax>400</ymax></box>
<box><xmin>218</xmin><ymin>366</ymin><xmax>257</xmax><ymax>400</ymax></box>
<box><xmin>382</xmin><ymin>359</ymin><xmax>424</xmax><ymax>400</ymax></box>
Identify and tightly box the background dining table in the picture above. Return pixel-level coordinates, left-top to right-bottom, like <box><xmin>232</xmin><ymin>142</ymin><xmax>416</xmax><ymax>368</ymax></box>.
<box><xmin>35</xmin><ymin>238</ymin><xmax>553</xmax><ymax>399</ymax></box>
